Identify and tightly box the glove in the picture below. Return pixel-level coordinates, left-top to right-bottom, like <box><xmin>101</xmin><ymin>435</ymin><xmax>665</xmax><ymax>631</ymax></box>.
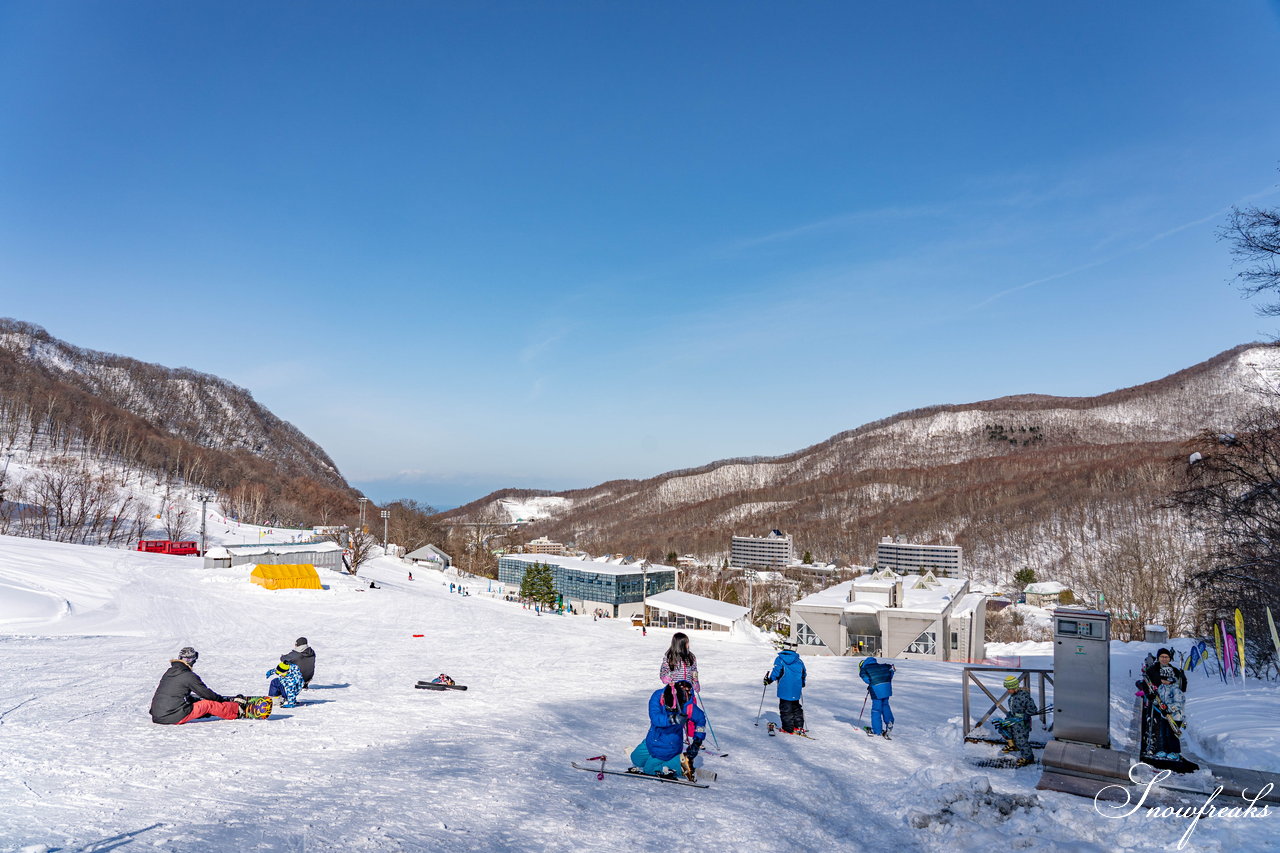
<box><xmin>763</xmin><ymin>676</ymin><xmax>772</xmax><ymax>686</ymax></box>
<box><xmin>685</xmin><ymin>738</ymin><xmax>703</xmax><ymax>761</ymax></box>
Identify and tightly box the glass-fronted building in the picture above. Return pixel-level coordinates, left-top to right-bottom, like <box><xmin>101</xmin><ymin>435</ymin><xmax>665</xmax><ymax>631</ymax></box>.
<box><xmin>497</xmin><ymin>554</ymin><xmax>677</xmax><ymax>618</ymax></box>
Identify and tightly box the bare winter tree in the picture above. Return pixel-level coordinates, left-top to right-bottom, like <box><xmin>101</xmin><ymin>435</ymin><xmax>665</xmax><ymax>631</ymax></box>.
<box><xmin>1222</xmin><ymin>202</ymin><xmax>1280</xmax><ymax>315</ymax></box>
<box><xmin>1168</xmin><ymin>417</ymin><xmax>1280</xmax><ymax>667</ymax></box>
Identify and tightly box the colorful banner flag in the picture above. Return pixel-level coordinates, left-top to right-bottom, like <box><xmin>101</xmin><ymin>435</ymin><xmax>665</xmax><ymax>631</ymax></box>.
<box><xmin>1235</xmin><ymin>608</ymin><xmax>1247</xmax><ymax>678</ymax></box>
<box><xmin>1268</xmin><ymin>607</ymin><xmax>1280</xmax><ymax>660</ymax></box>
<box><xmin>1214</xmin><ymin>622</ymin><xmax>1225</xmax><ymax>676</ymax></box>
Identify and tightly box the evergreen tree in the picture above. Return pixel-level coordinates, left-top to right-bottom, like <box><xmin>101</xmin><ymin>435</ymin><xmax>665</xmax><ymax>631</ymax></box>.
<box><xmin>520</xmin><ymin>562</ymin><xmax>558</xmax><ymax>606</ymax></box>
<box><xmin>666</xmin><ymin>551</ymin><xmax>678</xmax><ymax>565</ymax></box>
<box><xmin>802</xmin><ymin>550</ymin><xmax>813</xmax><ymax>564</ymax></box>
<box><xmin>1013</xmin><ymin>567</ymin><xmax>1037</xmax><ymax>590</ymax></box>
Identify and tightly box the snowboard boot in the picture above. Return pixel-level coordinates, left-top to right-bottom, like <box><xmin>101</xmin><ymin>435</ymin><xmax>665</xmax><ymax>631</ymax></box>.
<box><xmin>233</xmin><ymin>695</ymin><xmax>249</xmax><ymax>719</ymax></box>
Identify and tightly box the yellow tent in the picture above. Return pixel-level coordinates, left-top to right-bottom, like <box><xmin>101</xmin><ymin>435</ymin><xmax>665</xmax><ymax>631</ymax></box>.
<box><xmin>249</xmin><ymin>564</ymin><xmax>322</xmax><ymax>590</ymax></box>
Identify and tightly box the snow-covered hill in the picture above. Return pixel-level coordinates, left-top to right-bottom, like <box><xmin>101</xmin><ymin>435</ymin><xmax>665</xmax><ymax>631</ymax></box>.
<box><xmin>2</xmin><ymin>535</ymin><xmax>1277</xmax><ymax>852</ymax></box>
<box><xmin>447</xmin><ymin>344</ymin><xmax>1280</xmax><ymax>579</ymax></box>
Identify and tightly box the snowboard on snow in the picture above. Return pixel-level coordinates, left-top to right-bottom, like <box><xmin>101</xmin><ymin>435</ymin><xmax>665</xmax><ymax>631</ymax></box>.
<box><xmin>239</xmin><ymin>696</ymin><xmax>273</xmax><ymax>719</ymax></box>
<box><xmin>570</xmin><ymin>762</ymin><xmax>712</xmax><ymax>787</ymax></box>
<box><xmin>969</xmin><ymin>756</ymin><xmax>1035</xmax><ymax>770</ymax></box>
<box><xmin>415</xmin><ymin>681</ymin><xmax>468</xmax><ymax>691</ymax></box>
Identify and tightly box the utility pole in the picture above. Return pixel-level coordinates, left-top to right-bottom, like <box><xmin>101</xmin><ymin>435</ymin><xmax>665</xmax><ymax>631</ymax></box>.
<box><xmin>380</xmin><ymin>509</ymin><xmax>390</xmax><ymax>552</ymax></box>
<box><xmin>197</xmin><ymin>494</ymin><xmax>213</xmax><ymax>556</ymax></box>
<box><xmin>358</xmin><ymin>497</ymin><xmax>369</xmax><ymax>532</ymax></box>
<box><xmin>641</xmin><ymin>560</ymin><xmax>650</xmax><ymax>627</ymax></box>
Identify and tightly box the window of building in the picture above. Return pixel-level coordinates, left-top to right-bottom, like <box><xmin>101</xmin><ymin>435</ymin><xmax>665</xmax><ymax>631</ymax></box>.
<box><xmin>905</xmin><ymin>630</ymin><xmax>936</xmax><ymax>656</ymax></box>
<box><xmin>850</xmin><ymin>634</ymin><xmax>879</xmax><ymax>654</ymax></box>
<box><xmin>795</xmin><ymin>621</ymin><xmax>825</xmax><ymax>646</ymax></box>
<box><xmin>951</xmin><ymin>631</ymin><xmax>959</xmax><ymax>650</ymax></box>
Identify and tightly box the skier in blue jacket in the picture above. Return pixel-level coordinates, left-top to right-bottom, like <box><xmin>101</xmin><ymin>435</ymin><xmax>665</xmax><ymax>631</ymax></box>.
<box><xmin>764</xmin><ymin>641</ymin><xmax>808</xmax><ymax>734</ymax></box>
<box><xmin>629</xmin><ymin>680</ymin><xmax>707</xmax><ymax>781</ymax></box>
<box><xmin>859</xmin><ymin>656</ymin><xmax>895</xmax><ymax>737</ymax></box>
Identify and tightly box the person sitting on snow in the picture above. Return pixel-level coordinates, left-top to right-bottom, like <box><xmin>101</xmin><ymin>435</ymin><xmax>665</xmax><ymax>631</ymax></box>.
<box><xmin>280</xmin><ymin>637</ymin><xmax>316</xmax><ymax>689</ymax></box>
<box><xmin>149</xmin><ymin>647</ymin><xmax>244</xmax><ymax>724</ymax></box>
<box><xmin>629</xmin><ymin>680</ymin><xmax>707</xmax><ymax>782</ymax></box>
<box><xmin>266</xmin><ymin>658</ymin><xmax>304</xmax><ymax>708</ymax></box>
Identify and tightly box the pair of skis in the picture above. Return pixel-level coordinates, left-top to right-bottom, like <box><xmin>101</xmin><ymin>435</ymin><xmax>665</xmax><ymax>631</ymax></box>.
<box><xmin>571</xmin><ymin>756</ymin><xmax>713</xmax><ymax>788</ymax></box>
<box><xmin>414</xmin><ymin>680</ymin><xmax>468</xmax><ymax>691</ymax></box>
<box><xmin>767</xmin><ymin>721</ymin><xmax>816</xmax><ymax>739</ymax></box>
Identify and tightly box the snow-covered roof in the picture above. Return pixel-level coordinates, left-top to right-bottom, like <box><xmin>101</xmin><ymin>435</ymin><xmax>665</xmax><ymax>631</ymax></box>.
<box><xmin>792</xmin><ymin>580</ymin><xmax>855</xmax><ymax>609</ymax></box>
<box><xmin>950</xmin><ymin>592</ymin><xmax>987</xmax><ymax>618</ymax></box>
<box><xmin>1025</xmin><ymin>581</ymin><xmax>1068</xmax><ymax>595</ymax></box>
<box><xmin>501</xmin><ymin>552</ymin><xmax>676</xmax><ymax>577</ymax></box>
<box><xmin>405</xmin><ymin>545</ymin><xmax>450</xmax><ymax>561</ymax></box>
<box><xmin>646</xmin><ymin>590</ymin><xmax>748</xmax><ymax>625</ymax></box>
<box><xmin>221</xmin><ymin>541</ymin><xmax>343</xmax><ymax>556</ymax></box>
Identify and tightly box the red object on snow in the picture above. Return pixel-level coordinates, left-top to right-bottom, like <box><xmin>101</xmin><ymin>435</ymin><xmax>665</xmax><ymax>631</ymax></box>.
<box><xmin>412</xmin><ymin>634</ymin><xmax>424</xmax><ymax>637</ymax></box>
<box><xmin>136</xmin><ymin>540</ymin><xmax>200</xmax><ymax>556</ymax></box>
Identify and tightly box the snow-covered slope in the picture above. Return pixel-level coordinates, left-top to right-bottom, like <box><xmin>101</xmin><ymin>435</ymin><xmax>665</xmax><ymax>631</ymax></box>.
<box><xmin>2</xmin><ymin>535</ymin><xmax>1277</xmax><ymax>852</ymax></box>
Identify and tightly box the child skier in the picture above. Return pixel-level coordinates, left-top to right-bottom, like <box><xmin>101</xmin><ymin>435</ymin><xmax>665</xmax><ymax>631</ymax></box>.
<box><xmin>629</xmin><ymin>680</ymin><xmax>707</xmax><ymax>781</ymax></box>
<box><xmin>149</xmin><ymin>647</ymin><xmax>243</xmax><ymax>724</ymax></box>
<box><xmin>859</xmin><ymin>656</ymin><xmax>895</xmax><ymax>738</ymax></box>
<box><xmin>764</xmin><ymin>640</ymin><xmax>807</xmax><ymax>734</ymax></box>
<box><xmin>1001</xmin><ymin>675</ymin><xmax>1039</xmax><ymax>766</ymax></box>
<box><xmin>280</xmin><ymin>637</ymin><xmax>316</xmax><ymax>688</ymax></box>
<box><xmin>266</xmin><ymin>658</ymin><xmax>304</xmax><ymax>708</ymax></box>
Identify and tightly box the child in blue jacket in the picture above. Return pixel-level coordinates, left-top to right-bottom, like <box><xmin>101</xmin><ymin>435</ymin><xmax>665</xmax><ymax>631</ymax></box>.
<box><xmin>764</xmin><ymin>641</ymin><xmax>808</xmax><ymax>734</ymax></box>
<box><xmin>859</xmin><ymin>656</ymin><xmax>895</xmax><ymax>737</ymax></box>
<box><xmin>629</xmin><ymin>680</ymin><xmax>707</xmax><ymax>781</ymax></box>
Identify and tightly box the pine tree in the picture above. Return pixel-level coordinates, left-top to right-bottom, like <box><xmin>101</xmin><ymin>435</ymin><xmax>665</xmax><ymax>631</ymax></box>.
<box><xmin>802</xmin><ymin>550</ymin><xmax>813</xmax><ymax>564</ymax></box>
<box><xmin>520</xmin><ymin>561</ymin><xmax>558</xmax><ymax>606</ymax></box>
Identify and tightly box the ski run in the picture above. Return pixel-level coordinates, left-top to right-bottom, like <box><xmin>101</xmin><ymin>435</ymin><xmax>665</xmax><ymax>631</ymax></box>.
<box><xmin>2</xmin><ymin>532</ymin><xmax>1279</xmax><ymax>852</ymax></box>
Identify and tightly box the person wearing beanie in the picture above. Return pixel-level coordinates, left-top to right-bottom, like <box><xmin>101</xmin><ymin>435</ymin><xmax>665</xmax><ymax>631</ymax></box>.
<box><xmin>1000</xmin><ymin>675</ymin><xmax>1039</xmax><ymax>766</ymax></box>
<box><xmin>280</xmin><ymin>637</ymin><xmax>316</xmax><ymax>688</ymax></box>
<box><xmin>149</xmin><ymin>647</ymin><xmax>241</xmax><ymax>724</ymax></box>
<box><xmin>765</xmin><ymin>640</ymin><xmax>808</xmax><ymax>734</ymax></box>
<box><xmin>859</xmin><ymin>656</ymin><xmax>896</xmax><ymax>737</ymax></box>
<box><xmin>266</xmin><ymin>656</ymin><xmax>305</xmax><ymax>708</ymax></box>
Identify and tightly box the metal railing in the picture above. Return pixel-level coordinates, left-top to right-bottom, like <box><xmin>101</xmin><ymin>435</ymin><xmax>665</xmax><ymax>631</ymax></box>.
<box><xmin>962</xmin><ymin>666</ymin><xmax>1053</xmax><ymax>744</ymax></box>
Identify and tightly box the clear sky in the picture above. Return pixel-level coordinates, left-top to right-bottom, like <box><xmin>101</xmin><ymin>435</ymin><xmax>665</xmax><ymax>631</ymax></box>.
<box><xmin>3</xmin><ymin>2</ymin><xmax>1280</xmax><ymax>508</ymax></box>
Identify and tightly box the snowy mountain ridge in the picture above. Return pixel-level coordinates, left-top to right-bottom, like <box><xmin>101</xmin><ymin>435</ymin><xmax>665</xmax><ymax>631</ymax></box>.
<box><xmin>448</xmin><ymin>344</ymin><xmax>1280</xmax><ymax>575</ymax></box>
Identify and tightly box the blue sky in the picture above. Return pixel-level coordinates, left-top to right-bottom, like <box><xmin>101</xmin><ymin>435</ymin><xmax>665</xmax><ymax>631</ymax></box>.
<box><xmin>3</xmin><ymin>2</ymin><xmax>1280</xmax><ymax>508</ymax></box>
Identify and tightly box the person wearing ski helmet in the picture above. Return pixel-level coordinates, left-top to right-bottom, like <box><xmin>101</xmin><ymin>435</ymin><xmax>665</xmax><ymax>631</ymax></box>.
<box><xmin>858</xmin><ymin>656</ymin><xmax>895</xmax><ymax>737</ymax></box>
<box><xmin>1001</xmin><ymin>675</ymin><xmax>1038</xmax><ymax>766</ymax></box>
<box><xmin>628</xmin><ymin>680</ymin><xmax>707</xmax><ymax>781</ymax></box>
<box><xmin>149</xmin><ymin>647</ymin><xmax>242</xmax><ymax>724</ymax></box>
<box><xmin>764</xmin><ymin>640</ymin><xmax>808</xmax><ymax>734</ymax></box>
<box><xmin>280</xmin><ymin>636</ymin><xmax>316</xmax><ymax>688</ymax></box>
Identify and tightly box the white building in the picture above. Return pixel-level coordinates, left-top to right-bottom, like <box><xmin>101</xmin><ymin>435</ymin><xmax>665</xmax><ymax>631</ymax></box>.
<box><xmin>789</xmin><ymin>569</ymin><xmax>986</xmax><ymax>662</ymax></box>
<box><xmin>523</xmin><ymin>536</ymin><xmax>566</xmax><ymax>556</ymax></box>
<box><xmin>874</xmin><ymin>536</ymin><xmax>963</xmax><ymax>578</ymax></box>
<box><xmin>405</xmin><ymin>544</ymin><xmax>452</xmax><ymax>570</ymax></box>
<box><xmin>644</xmin><ymin>589</ymin><xmax>750</xmax><ymax>634</ymax></box>
<box><xmin>731</xmin><ymin>530</ymin><xmax>793</xmax><ymax>569</ymax></box>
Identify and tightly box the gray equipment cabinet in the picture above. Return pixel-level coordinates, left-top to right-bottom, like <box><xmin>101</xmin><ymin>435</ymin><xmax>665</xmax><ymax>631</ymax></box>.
<box><xmin>1051</xmin><ymin>609</ymin><xmax>1111</xmax><ymax>747</ymax></box>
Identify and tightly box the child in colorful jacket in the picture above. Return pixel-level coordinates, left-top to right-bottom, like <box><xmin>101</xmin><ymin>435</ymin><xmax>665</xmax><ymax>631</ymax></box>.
<box><xmin>266</xmin><ymin>659</ymin><xmax>304</xmax><ymax>708</ymax></box>
<box><xmin>765</xmin><ymin>642</ymin><xmax>808</xmax><ymax>734</ymax></box>
<box><xmin>859</xmin><ymin>656</ymin><xmax>895</xmax><ymax>737</ymax></box>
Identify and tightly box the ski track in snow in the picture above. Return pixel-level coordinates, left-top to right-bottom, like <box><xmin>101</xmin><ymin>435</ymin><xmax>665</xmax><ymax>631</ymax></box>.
<box><xmin>1</xmin><ymin>535</ymin><xmax>1277</xmax><ymax>852</ymax></box>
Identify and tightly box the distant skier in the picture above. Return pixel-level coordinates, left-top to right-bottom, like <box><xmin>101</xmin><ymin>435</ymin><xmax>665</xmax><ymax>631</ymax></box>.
<box><xmin>1001</xmin><ymin>675</ymin><xmax>1038</xmax><ymax>766</ymax></box>
<box><xmin>280</xmin><ymin>637</ymin><xmax>316</xmax><ymax>688</ymax></box>
<box><xmin>764</xmin><ymin>640</ymin><xmax>807</xmax><ymax>734</ymax></box>
<box><xmin>859</xmin><ymin>656</ymin><xmax>895</xmax><ymax>738</ymax></box>
<box><xmin>629</xmin><ymin>680</ymin><xmax>707</xmax><ymax>781</ymax></box>
<box><xmin>408</xmin><ymin>572</ymin><xmax>414</xmax><ymax>581</ymax></box>
<box><xmin>659</xmin><ymin>632</ymin><xmax>701</xmax><ymax>693</ymax></box>
<box><xmin>266</xmin><ymin>659</ymin><xmax>304</xmax><ymax>708</ymax></box>
<box><xmin>149</xmin><ymin>647</ymin><xmax>243</xmax><ymax>724</ymax></box>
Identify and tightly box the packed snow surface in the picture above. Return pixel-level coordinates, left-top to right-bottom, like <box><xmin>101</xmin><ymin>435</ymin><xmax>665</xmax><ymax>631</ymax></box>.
<box><xmin>2</xmin><ymin>535</ymin><xmax>1278</xmax><ymax>852</ymax></box>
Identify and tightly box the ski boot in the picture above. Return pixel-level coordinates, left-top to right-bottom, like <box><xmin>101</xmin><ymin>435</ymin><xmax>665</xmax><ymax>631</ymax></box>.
<box><xmin>657</xmin><ymin>767</ymin><xmax>678</xmax><ymax>780</ymax></box>
<box><xmin>767</xmin><ymin>722</ymin><xmax>776</xmax><ymax>735</ymax></box>
<box><xmin>1013</xmin><ymin>756</ymin><xmax>1035</xmax><ymax>768</ymax></box>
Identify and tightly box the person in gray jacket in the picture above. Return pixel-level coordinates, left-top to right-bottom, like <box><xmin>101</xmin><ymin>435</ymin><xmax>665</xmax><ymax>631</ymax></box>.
<box><xmin>149</xmin><ymin>647</ymin><xmax>242</xmax><ymax>724</ymax></box>
<box><xmin>280</xmin><ymin>637</ymin><xmax>316</xmax><ymax>688</ymax></box>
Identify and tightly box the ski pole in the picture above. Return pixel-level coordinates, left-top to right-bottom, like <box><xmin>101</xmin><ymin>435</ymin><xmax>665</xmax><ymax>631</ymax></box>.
<box><xmin>693</xmin><ymin>691</ymin><xmax>722</xmax><ymax>750</ymax></box>
<box><xmin>859</xmin><ymin>691</ymin><xmax>869</xmax><ymax>723</ymax></box>
<box><xmin>585</xmin><ymin>754</ymin><xmax>606</xmax><ymax>780</ymax></box>
<box><xmin>754</xmin><ymin>675</ymin><xmax>769</xmax><ymax>726</ymax></box>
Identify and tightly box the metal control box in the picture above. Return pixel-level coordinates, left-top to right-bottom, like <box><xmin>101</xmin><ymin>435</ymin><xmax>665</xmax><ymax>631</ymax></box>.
<box><xmin>1052</xmin><ymin>609</ymin><xmax>1111</xmax><ymax>747</ymax></box>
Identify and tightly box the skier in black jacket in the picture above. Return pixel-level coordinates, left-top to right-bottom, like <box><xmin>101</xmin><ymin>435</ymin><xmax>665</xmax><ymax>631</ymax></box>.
<box><xmin>149</xmin><ymin>647</ymin><xmax>241</xmax><ymax>724</ymax></box>
<box><xmin>281</xmin><ymin>637</ymin><xmax>316</xmax><ymax>688</ymax></box>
